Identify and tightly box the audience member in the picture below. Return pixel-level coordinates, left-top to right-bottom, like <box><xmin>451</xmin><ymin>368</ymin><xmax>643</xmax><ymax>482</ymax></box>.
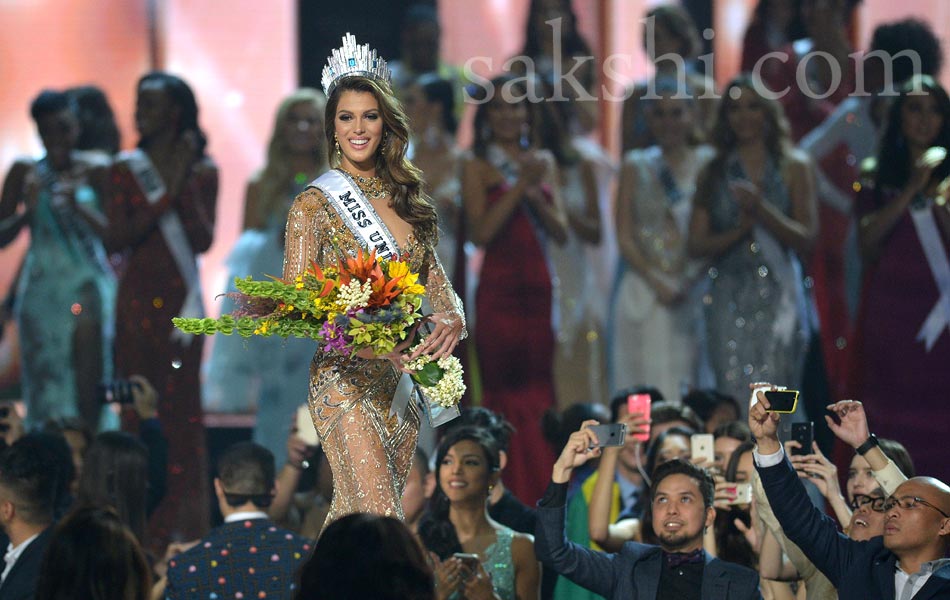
<box><xmin>270</xmin><ymin>417</ymin><xmax>331</xmax><ymax>540</ymax></box>
<box><xmin>35</xmin><ymin>506</ymin><xmax>151</xmax><ymax>600</ymax></box>
<box><xmin>462</xmin><ymin>74</ymin><xmax>568</xmax><ymax>505</ymax></box>
<box><xmin>77</xmin><ymin>431</ymin><xmax>151</xmax><ymax>543</ymax></box>
<box><xmin>712</xmin><ymin>420</ymin><xmax>752</xmax><ymax>474</ymax></box>
<box><xmin>419</xmin><ymin>427</ymin><xmax>540</xmax><ymax>600</ymax></box>
<box><xmin>402</xmin><ymin>447</ymin><xmax>435</xmax><ymax>535</ymax></box>
<box><xmin>751</xmin><ymin>389</ymin><xmax>950</xmax><ymax>599</ymax></box>
<box><xmin>609</xmin><ymin>82</ymin><xmax>711</xmax><ymax>400</ymax></box>
<box><xmin>163</xmin><ymin>442</ymin><xmax>311</xmax><ymax>600</ymax></box>
<box><xmin>444</xmin><ymin>407</ymin><xmax>537</xmax><ymax>537</ymax></box>
<box><xmin>688</xmin><ymin>75</ymin><xmax>816</xmax><ymax>407</ymax></box>
<box><xmin>0</xmin><ymin>88</ymin><xmax>116</xmax><ymax>429</ymax></box>
<box><xmin>203</xmin><ymin>89</ymin><xmax>326</xmax><ymax>466</ymax></box>
<box><xmin>389</xmin><ymin>3</ymin><xmax>463</xmax><ymax>103</ymax></box>
<box><xmin>0</xmin><ymin>436</ymin><xmax>60</xmax><ymax>600</ymax></box>
<box><xmin>852</xmin><ymin>74</ymin><xmax>950</xmax><ymax>484</ymax></box>
<box><xmin>683</xmin><ymin>390</ymin><xmax>741</xmax><ymax>434</ymax></box>
<box><xmin>646</xmin><ymin>402</ymin><xmax>702</xmax><ymax>443</ymax></box>
<box><xmin>296</xmin><ymin>513</ymin><xmax>434</xmax><ymax>600</ymax></box>
<box><xmin>537</xmin><ymin>422</ymin><xmax>760</xmax><ymax>599</ymax></box>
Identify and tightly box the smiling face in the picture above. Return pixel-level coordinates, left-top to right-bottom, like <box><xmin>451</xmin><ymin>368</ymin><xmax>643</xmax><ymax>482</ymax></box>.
<box><xmin>485</xmin><ymin>96</ymin><xmax>529</xmax><ymax>146</ymax></box>
<box><xmin>334</xmin><ymin>90</ymin><xmax>384</xmax><ymax>172</ymax></box>
<box><xmin>438</xmin><ymin>440</ymin><xmax>496</xmax><ymax>504</ymax></box>
<box><xmin>651</xmin><ymin>473</ymin><xmax>715</xmax><ymax>551</ymax></box>
<box><xmin>848</xmin><ymin>487</ymin><xmax>887</xmax><ymax>542</ymax></box>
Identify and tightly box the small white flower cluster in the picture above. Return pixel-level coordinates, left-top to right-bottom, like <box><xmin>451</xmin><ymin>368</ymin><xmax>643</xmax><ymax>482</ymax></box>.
<box><xmin>336</xmin><ymin>279</ymin><xmax>373</xmax><ymax>312</ymax></box>
<box><xmin>429</xmin><ymin>355</ymin><xmax>466</xmax><ymax>408</ymax></box>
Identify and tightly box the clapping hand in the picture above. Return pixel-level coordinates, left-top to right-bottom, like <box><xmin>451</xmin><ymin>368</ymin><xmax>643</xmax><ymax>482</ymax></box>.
<box><xmin>730</xmin><ymin>180</ymin><xmax>762</xmax><ymax>215</ymax></box>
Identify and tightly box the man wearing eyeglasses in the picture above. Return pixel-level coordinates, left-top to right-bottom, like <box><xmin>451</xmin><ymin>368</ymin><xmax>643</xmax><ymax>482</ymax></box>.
<box><xmin>749</xmin><ymin>387</ymin><xmax>950</xmax><ymax>600</ymax></box>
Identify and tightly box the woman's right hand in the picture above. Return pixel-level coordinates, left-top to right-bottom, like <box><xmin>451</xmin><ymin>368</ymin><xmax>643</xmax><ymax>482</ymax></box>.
<box><xmin>519</xmin><ymin>151</ymin><xmax>547</xmax><ymax>186</ymax></box>
<box><xmin>461</xmin><ymin>561</ymin><xmax>499</xmax><ymax>600</ymax></box>
<box><xmin>909</xmin><ymin>147</ymin><xmax>945</xmax><ymax>195</ymax></box>
<box><xmin>431</xmin><ymin>553</ymin><xmax>464</xmax><ymax>600</ymax></box>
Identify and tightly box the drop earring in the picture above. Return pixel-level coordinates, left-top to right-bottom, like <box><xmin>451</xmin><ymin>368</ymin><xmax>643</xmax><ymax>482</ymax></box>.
<box><xmin>334</xmin><ymin>134</ymin><xmax>341</xmax><ymax>161</ymax></box>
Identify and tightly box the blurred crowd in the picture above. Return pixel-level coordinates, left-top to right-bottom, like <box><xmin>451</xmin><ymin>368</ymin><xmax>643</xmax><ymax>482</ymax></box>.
<box><xmin>1</xmin><ymin>0</ymin><xmax>950</xmax><ymax>598</ymax></box>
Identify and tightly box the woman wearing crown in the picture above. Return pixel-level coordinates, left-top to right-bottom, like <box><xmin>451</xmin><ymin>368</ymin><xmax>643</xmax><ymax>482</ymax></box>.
<box><xmin>283</xmin><ymin>35</ymin><xmax>465</xmax><ymax>529</ymax></box>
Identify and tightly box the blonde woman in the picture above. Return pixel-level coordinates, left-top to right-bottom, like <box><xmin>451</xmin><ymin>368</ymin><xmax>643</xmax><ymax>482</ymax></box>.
<box><xmin>204</xmin><ymin>88</ymin><xmax>327</xmax><ymax>465</ymax></box>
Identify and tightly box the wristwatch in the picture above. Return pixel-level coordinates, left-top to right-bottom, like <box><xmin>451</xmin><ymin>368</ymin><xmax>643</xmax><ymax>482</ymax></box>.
<box><xmin>855</xmin><ymin>434</ymin><xmax>879</xmax><ymax>456</ymax></box>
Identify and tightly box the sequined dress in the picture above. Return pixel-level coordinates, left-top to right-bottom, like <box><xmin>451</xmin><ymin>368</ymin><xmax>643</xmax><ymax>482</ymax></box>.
<box><xmin>701</xmin><ymin>154</ymin><xmax>808</xmax><ymax>407</ymax></box>
<box><xmin>608</xmin><ymin>145</ymin><xmax>712</xmax><ymax>400</ymax></box>
<box><xmin>450</xmin><ymin>527</ymin><xmax>516</xmax><ymax>600</ymax></box>
<box><xmin>282</xmin><ymin>174</ymin><xmax>465</xmax><ymax>528</ymax></box>
<box><xmin>12</xmin><ymin>158</ymin><xmax>116</xmax><ymax>424</ymax></box>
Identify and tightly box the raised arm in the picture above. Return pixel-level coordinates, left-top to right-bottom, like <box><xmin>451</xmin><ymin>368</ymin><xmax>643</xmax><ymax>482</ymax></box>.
<box><xmin>535</xmin><ymin>423</ymin><xmax>616</xmax><ymax>598</ymax></box>
<box><xmin>749</xmin><ymin>388</ymin><xmax>860</xmax><ymax>586</ymax></box>
<box><xmin>175</xmin><ymin>161</ymin><xmax>218</xmax><ymax>254</ymax></box>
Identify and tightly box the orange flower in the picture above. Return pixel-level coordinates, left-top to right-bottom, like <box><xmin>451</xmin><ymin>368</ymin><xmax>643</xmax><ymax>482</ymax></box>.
<box><xmin>338</xmin><ymin>248</ymin><xmax>383</xmax><ymax>285</ymax></box>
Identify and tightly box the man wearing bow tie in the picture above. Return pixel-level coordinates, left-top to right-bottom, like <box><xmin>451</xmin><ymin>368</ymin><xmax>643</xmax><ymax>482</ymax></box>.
<box><xmin>535</xmin><ymin>421</ymin><xmax>761</xmax><ymax>600</ymax></box>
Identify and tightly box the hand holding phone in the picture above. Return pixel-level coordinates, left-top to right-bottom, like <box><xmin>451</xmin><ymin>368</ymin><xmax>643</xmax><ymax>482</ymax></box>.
<box><xmin>690</xmin><ymin>434</ymin><xmax>714</xmax><ymax>465</ymax></box>
<box><xmin>586</xmin><ymin>423</ymin><xmax>628</xmax><ymax>449</ymax></box>
<box><xmin>790</xmin><ymin>422</ymin><xmax>814</xmax><ymax>456</ymax></box>
<box><xmin>726</xmin><ymin>482</ymin><xmax>753</xmax><ymax>505</ymax></box>
<box><xmin>627</xmin><ymin>394</ymin><xmax>651</xmax><ymax>442</ymax></box>
<box><xmin>295</xmin><ymin>404</ymin><xmax>320</xmax><ymax>447</ymax></box>
<box><xmin>453</xmin><ymin>553</ymin><xmax>480</xmax><ymax>580</ymax></box>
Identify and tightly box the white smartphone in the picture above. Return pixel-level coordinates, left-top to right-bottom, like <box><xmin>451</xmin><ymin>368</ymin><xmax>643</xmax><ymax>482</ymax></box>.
<box><xmin>295</xmin><ymin>404</ymin><xmax>319</xmax><ymax>446</ymax></box>
<box><xmin>691</xmin><ymin>434</ymin><xmax>714</xmax><ymax>465</ymax></box>
<box><xmin>727</xmin><ymin>482</ymin><xmax>753</xmax><ymax>505</ymax></box>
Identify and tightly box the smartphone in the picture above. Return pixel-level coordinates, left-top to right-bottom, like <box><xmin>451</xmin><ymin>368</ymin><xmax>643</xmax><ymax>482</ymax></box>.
<box><xmin>453</xmin><ymin>552</ymin><xmax>481</xmax><ymax>576</ymax></box>
<box><xmin>791</xmin><ymin>422</ymin><xmax>814</xmax><ymax>456</ymax></box>
<box><xmin>586</xmin><ymin>423</ymin><xmax>628</xmax><ymax>448</ymax></box>
<box><xmin>691</xmin><ymin>433</ymin><xmax>714</xmax><ymax>465</ymax></box>
<box><xmin>763</xmin><ymin>389</ymin><xmax>799</xmax><ymax>413</ymax></box>
<box><xmin>627</xmin><ymin>393</ymin><xmax>651</xmax><ymax>443</ymax></box>
<box><xmin>727</xmin><ymin>482</ymin><xmax>753</xmax><ymax>505</ymax></box>
<box><xmin>295</xmin><ymin>404</ymin><xmax>320</xmax><ymax>446</ymax></box>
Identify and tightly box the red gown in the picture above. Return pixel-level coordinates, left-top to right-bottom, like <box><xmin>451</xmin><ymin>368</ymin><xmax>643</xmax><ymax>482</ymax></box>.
<box><xmin>852</xmin><ymin>184</ymin><xmax>950</xmax><ymax>483</ymax></box>
<box><xmin>475</xmin><ymin>184</ymin><xmax>557</xmax><ymax>504</ymax></box>
<box><xmin>109</xmin><ymin>158</ymin><xmax>218</xmax><ymax>550</ymax></box>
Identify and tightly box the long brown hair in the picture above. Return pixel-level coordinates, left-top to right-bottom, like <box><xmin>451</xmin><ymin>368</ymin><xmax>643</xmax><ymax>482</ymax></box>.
<box><xmin>325</xmin><ymin>76</ymin><xmax>438</xmax><ymax>246</ymax></box>
<box><xmin>695</xmin><ymin>74</ymin><xmax>791</xmax><ymax>205</ymax></box>
<box><xmin>254</xmin><ymin>88</ymin><xmax>327</xmax><ymax>228</ymax></box>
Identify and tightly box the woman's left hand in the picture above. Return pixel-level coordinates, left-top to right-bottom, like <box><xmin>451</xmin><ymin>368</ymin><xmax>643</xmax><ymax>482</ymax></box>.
<box><xmin>730</xmin><ymin>180</ymin><xmax>762</xmax><ymax>215</ymax></box>
<box><xmin>408</xmin><ymin>312</ymin><xmax>463</xmax><ymax>360</ymax></box>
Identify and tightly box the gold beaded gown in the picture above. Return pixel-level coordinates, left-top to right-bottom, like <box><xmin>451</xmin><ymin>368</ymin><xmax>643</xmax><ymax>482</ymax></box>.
<box><xmin>282</xmin><ymin>173</ymin><xmax>465</xmax><ymax>530</ymax></box>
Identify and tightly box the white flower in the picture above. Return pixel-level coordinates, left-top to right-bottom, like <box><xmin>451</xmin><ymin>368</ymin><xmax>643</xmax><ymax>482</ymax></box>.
<box><xmin>336</xmin><ymin>279</ymin><xmax>373</xmax><ymax>312</ymax></box>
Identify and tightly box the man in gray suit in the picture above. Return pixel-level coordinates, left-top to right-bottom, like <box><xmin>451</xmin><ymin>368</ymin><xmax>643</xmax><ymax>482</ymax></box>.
<box><xmin>535</xmin><ymin>421</ymin><xmax>761</xmax><ymax>600</ymax></box>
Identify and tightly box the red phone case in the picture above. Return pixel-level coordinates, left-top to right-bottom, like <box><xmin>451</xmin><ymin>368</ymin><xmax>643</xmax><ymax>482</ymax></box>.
<box><xmin>627</xmin><ymin>393</ymin><xmax>651</xmax><ymax>443</ymax></box>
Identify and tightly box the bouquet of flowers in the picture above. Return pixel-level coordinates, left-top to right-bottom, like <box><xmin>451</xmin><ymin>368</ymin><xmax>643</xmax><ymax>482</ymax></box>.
<box><xmin>172</xmin><ymin>248</ymin><xmax>465</xmax><ymax>411</ymax></box>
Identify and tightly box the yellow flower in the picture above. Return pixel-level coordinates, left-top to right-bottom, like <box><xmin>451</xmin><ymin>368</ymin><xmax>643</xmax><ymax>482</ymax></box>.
<box><xmin>388</xmin><ymin>261</ymin><xmax>409</xmax><ymax>280</ymax></box>
<box><xmin>405</xmin><ymin>283</ymin><xmax>425</xmax><ymax>295</ymax></box>
<box><xmin>287</xmin><ymin>305</ymin><xmax>294</xmax><ymax>311</ymax></box>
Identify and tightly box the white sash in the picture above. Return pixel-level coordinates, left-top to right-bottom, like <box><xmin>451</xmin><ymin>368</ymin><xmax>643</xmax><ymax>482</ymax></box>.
<box><xmin>910</xmin><ymin>203</ymin><xmax>950</xmax><ymax>351</ymax></box>
<box><xmin>311</xmin><ymin>170</ymin><xmax>400</xmax><ymax>261</ymax></box>
<box><xmin>120</xmin><ymin>149</ymin><xmax>204</xmax><ymax>344</ymax></box>
<box><xmin>310</xmin><ymin>170</ymin><xmax>413</xmax><ymax>421</ymax></box>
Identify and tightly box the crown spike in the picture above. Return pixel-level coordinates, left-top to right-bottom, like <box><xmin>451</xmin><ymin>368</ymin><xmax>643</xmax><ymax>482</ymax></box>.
<box><xmin>321</xmin><ymin>33</ymin><xmax>391</xmax><ymax>95</ymax></box>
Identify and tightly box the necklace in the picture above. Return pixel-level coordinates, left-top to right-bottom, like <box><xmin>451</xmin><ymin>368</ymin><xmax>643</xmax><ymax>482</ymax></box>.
<box><xmin>338</xmin><ymin>168</ymin><xmax>391</xmax><ymax>200</ymax></box>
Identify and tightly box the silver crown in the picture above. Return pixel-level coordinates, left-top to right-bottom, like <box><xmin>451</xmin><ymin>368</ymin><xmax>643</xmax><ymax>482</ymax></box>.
<box><xmin>321</xmin><ymin>33</ymin><xmax>391</xmax><ymax>95</ymax></box>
